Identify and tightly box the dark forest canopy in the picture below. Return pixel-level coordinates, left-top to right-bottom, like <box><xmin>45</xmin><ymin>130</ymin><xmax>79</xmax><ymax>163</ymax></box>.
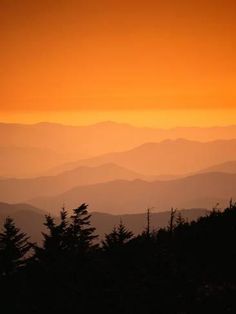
<box><xmin>1</xmin><ymin>201</ymin><xmax>236</xmax><ymax>314</ymax></box>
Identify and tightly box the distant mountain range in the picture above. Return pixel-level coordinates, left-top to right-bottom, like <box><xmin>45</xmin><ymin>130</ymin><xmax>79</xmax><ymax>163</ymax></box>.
<box><xmin>54</xmin><ymin>139</ymin><xmax>236</xmax><ymax>175</ymax></box>
<box><xmin>28</xmin><ymin>172</ymin><xmax>236</xmax><ymax>214</ymax></box>
<box><xmin>198</xmin><ymin>160</ymin><xmax>236</xmax><ymax>174</ymax></box>
<box><xmin>1</xmin><ymin>121</ymin><xmax>236</xmax><ymax>177</ymax></box>
<box><xmin>0</xmin><ymin>164</ymin><xmax>146</xmax><ymax>203</ymax></box>
<box><xmin>0</xmin><ymin>146</ymin><xmax>68</xmax><ymax>177</ymax></box>
<box><xmin>1</xmin><ymin>157</ymin><xmax>236</xmax><ymax>205</ymax></box>
<box><xmin>1</xmin><ymin>122</ymin><xmax>236</xmax><ymax>217</ymax></box>
<box><xmin>0</xmin><ymin>202</ymin><xmax>44</xmax><ymax>215</ymax></box>
<box><xmin>0</xmin><ymin>201</ymin><xmax>208</xmax><ymax>244</ymax></box>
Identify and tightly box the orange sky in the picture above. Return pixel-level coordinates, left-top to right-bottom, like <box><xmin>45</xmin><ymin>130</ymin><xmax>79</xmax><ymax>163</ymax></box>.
<box><xmin>0</xmin><ymin>0</ymin><xmax>236</xmax><ymax>126</ymax></box>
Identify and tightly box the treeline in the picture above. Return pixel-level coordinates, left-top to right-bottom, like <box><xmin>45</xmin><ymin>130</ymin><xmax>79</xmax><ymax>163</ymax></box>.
<box><xmin>1</xmin><ymin>202</ymin><xmax>236</xmax><ymax>313</ymax></box>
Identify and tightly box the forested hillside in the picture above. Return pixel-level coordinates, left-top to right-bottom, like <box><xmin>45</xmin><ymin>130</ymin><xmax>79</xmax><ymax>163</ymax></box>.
<box><xmin>1</xmin><ymin>201</ymin><xmax>236</xmax><ymax>313</ymax></box>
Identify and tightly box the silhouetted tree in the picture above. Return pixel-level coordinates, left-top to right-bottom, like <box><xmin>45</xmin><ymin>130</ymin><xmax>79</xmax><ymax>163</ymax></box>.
<box><xmin>145</xmin><ymin>207</ymin><xmax>151</xmax><ymax>239</ymax></box>
<box><xmin>102</xmin><ymin>220</ymin><xmax>133</xmax><ymax>250</ymax></box>
<box><xmin>102</xmin><ymin>226</ymin><xmax>118</xmax><ymax>250</ymax></box>
<box><xmin>66</xmin><ymin>203</ymin><xmax>98</xmax><ymax>255</ymax></box>
<box><xmin>168</xmin><ymin>208</ymin><xmax>177</xmax><ymax>234</ymax></box>
<box><xmin>140</xmin><ymin>208</ymin><xmax>158</xmax><ymax>242</ymax></box>
<box><xmin>116</xmin><ymin>220</ymin><xmax>133</xmax><ymax>244</ymax></box>
<box><xmin>0</xmin><ymin>217</ymin><xmax>32</xmax><ymax>276</ymax></box>
<box><xmin>36</xmin><ymin>207</ymin><xmax>69</xmax><ymax>263</ymax></box>
<box><xmin>175</xmin><ymin>212</ymin><xmax>185</xmax><ymax>226</ymax></box>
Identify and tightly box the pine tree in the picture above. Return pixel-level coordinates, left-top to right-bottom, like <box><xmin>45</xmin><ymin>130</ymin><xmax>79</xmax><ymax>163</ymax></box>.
<box><xmin>37</xmin><ymin>207</ymin><xmax>69</xmax><ymax>263</ymax></box>
<box><xmin>0</xmin><ymin>217</ymin><xmax>32</xmax><ymax>276</ymax></box>
<box><xmin>66</xmin><ymin>203</ymin><xmax>98</xmax><ymax>255</ymax></box>
<box><xmin>142</xmin><ymin>207</ymin><xmax>154</xmax><ymax>239</ymax></box>
<box><xmin>102</xmin><ymin>226</ymin><xmax>119</xmax><ymax>250</ymax></box>
<box><xmin>102</xmin><ymin>220</ymin><xmax>133</xmax><ymax>250</ymax></box>
<box><xmin>117</xmin><ymin>220</ymin><xmax>133</xmax><ymax>244</ymax></box>
<box><xmin>175</xmin><ymin>212</ymin><xmax>185</xmax><ymax>226</ymax></box>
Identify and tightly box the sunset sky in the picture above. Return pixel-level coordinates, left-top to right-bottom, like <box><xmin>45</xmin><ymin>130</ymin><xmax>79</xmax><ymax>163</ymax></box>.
<box><xmin>1</xmin><ymin>0</ymin><xmax>236</xmax><ymax>127</ymax></box>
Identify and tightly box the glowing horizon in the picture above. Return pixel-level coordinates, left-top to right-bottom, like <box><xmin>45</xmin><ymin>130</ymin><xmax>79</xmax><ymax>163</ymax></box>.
<box><xmin>1</xmin><ymin>109</ymin><xmax>236</xmax><ymax>129</ymax></box>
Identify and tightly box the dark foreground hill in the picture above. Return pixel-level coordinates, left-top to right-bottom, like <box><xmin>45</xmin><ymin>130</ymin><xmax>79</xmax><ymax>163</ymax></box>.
<box><xmin>1</xmin><ymin>202</ymin><xmax>236</xmax><ymax>314</ymax></box>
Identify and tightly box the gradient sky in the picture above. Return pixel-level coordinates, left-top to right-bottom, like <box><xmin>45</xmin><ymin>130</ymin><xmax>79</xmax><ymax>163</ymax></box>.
<box><xmin>0</xmin><ymin>0</ymin><xmax>236</xmax><ymax>126</ymax></box>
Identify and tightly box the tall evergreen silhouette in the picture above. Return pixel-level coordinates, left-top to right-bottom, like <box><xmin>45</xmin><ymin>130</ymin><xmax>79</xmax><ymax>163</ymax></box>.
<box><xmin>36</xmin><ymin>207</ymin><xmax>68</xmax><ymax>264</ymax></box>
<box><xmin>0</xmin><ymin>217</ymin><xmax>32</xmax><ymax>276</ymax></box>
<box><xmin>102</xmin><ymin>220</ymin><xmax>133</xmax><ymax>250</ymax></box>
<box><xmin>66</xmin><ymin>203</ymin><xmax>98</xmax><ymax>255</ymax></box>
